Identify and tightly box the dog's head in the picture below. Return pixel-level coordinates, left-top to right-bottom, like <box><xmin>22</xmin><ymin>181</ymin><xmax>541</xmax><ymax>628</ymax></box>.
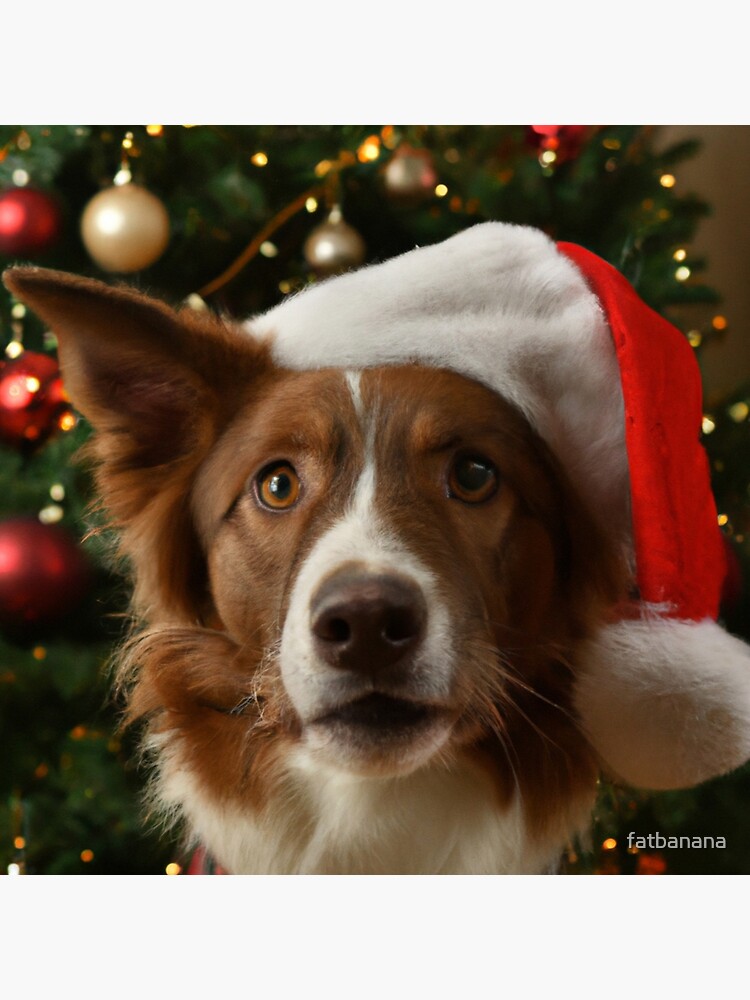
<box><xmin>6</xmin><ymin>222</ymin><xmax>750</xmax><ymax>873</ymax></box>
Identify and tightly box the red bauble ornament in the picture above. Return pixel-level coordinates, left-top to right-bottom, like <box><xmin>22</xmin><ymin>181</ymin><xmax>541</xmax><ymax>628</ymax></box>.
<box><xmin>527</xmin><ymin>125</ymin><xmax>589</xmax><ymax>164</ymax></box>
<box><xmin>0</xmin><ymin>187</ymin><xmax>63</xmax><ymax>258</ymax></box>
<box><xmin>0</xmin><ymin>351</ymin><xmax>74</xmax><ymax>453</ymax></box>
<box><xmin>0</xmin><ymin>516</ymin><xmax>92</xmax><ymax>638</ymax></box>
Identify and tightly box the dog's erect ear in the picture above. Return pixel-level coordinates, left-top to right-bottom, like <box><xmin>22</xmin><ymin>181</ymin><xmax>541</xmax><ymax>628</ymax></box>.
<box><xmin>2</xmin><ymin>266</ymin><xmax>271</xmax><ymax>622</ymax></box>
<box><xmin>2</xmin><ymin>267</ymin><xmax>266</xmax><ymax>467</ymax></box>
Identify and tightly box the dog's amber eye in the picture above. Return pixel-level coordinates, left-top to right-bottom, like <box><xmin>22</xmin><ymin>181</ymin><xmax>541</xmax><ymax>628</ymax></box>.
<box><xmin>256</xmin><ymin>463</ymin><xmax>301</xmax><ymax>510</ymax></box>
<box><xmin>447</xmin><ymin>455</ymin><xmax>498</xmax><ymax>504</ymax></box>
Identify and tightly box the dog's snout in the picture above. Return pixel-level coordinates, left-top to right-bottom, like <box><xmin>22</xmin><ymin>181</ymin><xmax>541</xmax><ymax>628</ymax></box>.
<box><xmin>311</xmin><ymin>570</ymin><xmax>426</xmax><ymax>674</ymax></box>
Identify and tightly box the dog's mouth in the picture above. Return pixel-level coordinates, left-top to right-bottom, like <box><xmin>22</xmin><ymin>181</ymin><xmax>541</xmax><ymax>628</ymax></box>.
<box><xmin>317</xmin><ymin>692</ymin><xmax>436</xmax><ymax>733</ymax></box>
<box><xmin>314</xmin><ymin>692</ymin><xmax>452</xmax><ymax>745</ymax></box>
<box><xmin>304</xmin><ymin>692</ymin><xmax>455</xmax><ymax>775</ymax></box>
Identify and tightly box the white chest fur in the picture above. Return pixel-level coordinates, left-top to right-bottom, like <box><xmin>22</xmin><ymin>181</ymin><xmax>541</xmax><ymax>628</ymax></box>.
<box><xmin>156</xmin><ymin>742</ymin><xmax>592</xmax><ymax>874</ymax></box>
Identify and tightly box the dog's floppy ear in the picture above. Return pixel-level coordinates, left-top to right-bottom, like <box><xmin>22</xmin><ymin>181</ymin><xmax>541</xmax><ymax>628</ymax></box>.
<box><xmin>2</xmin><ymin>266</ymin><xmax>271</xmax><ymax>621</ymax></box>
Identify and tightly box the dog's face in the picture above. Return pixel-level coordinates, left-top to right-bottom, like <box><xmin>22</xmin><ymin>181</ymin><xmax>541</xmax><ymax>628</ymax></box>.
<box><xmin>194</xmin><ymin>363</ymin><xmax>601</xmax><ymax>780</ymax></box>
<box><xmin>3</xmin><ymin>267</ymin><xmax>626</xmax><ymax>869</ymax></box>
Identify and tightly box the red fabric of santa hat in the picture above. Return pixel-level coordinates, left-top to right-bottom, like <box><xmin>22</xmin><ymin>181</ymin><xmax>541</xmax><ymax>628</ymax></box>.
<box><xmin>558</xmin><ymin>241</ymin><xmax>727</xmax><ymax>622</ymax></box>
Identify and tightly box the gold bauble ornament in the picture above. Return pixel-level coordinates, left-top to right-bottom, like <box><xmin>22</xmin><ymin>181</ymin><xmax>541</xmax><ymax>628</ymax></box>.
<box><xmin>80</xmin><ymin>182</ymin><xmax>170</xmax><ymax>273</ymax></box>
<box><xmin>383</xmin><ymin>145</ymin><xmax>437</xmax><ymax>206</ymax></box>
<box><xmin>303</xmin><ymin>206</ymin><xmax>366</xmax><ymax>277</ymax></box>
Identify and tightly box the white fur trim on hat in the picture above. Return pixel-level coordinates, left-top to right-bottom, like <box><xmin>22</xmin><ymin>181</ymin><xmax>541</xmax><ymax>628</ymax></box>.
<box><xmin>575</xmin><ymin>617</ymin><xmax>750</xmax><ymax>789</ymax></box>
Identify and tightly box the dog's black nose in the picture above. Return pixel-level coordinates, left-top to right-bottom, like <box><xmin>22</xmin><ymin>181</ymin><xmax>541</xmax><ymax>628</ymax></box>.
<box><xmin>310</xmin><ymin>569</ymin><xmax>426</xmax><ymax>675</ymax></box>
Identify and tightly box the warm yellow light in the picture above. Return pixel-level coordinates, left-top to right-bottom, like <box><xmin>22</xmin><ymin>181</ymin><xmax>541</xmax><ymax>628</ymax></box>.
<box><xmin>14</xmin><ymin>837</ymin><xmax>25</xmax><ymax>850</ymax></box>
<box><xmin>166</xmin><ymin>862</ymin><xmax>182</xmax><ymax>876</ymax></box>
<box><xmin>38</xmin><ymin>504</ymin><xmax>63</xmax><ymax>525</ymax></box>
<box><xmin>25</xmin><ymin>376</ymin><xmax>41</xmax><ymax>393</ymax></box>
<box><xmin>729</xmin><ymin>401</ymin><xmax>749</xmax><ymax>423</ymax></box>
<box><xmin>660</xmin><ymin>173</ymin><xmax>676</xmax><ymax>188</ymax></box>
<box><xmin>540</xmin><ymin>149</ymin><xmax>557</xmax><ymax>165</ymax></box>
<box><xmin>32</xmin><ymin>646</ymin><xmax>46</xmax><ymax>661</ymax></box>
<box><xmin>58</xmin><ymin>412</ymin><xmax>77</xmax><ymax>432</ymax></box>
<box><xmin>357</xmin><ymin>135</ymin><xmax>380</xmax><ymax>163</ymax></box>
<box><xmin>712</xmin><ymin>315</ymin><xmax>728</xmax><ymax>331</ymax></box>
<box><xmin>314</xmin><ymin>160</ymin><xmax>332</xmax><ymax>177</ymax></box>
<box><xmin>146</xmin><ymin>125</ymin><xmax>164</xmax><ymax>136</ymax></box>
<box><xmin>602</xmin><ymin>838</ymin><xmax>617</xmax><ymax>851</ymax></box>
<box><xmin>80</xmin><ymin>849</ymin><xmax>94</xmax><ymax>863</ymax></box>
<box><xmin>50</xmin><ymin>483</ymin><xmax>65</xmax><ymax>502</ymax></box>
<box><xmin>702</xmin><ymin>416</ymin><xmax>716</xmax><ymax>435</ymax></box>
<box><xmin>305</xmin><ymin>196</ymin><xmax>318</xmax><ymax>213</ymax></box>
<box><xmin>434</xmin><ymin>183</ymin><xmax>448</xmax><ymax>198</ymax></box>
<box><xmin>602</xmin><ymin>137</ymin><xmax>622</xmax><ymax>150</ymax></box>
<box><xmin>687</xmin><ymin>330</ymin><xmax>702</xmax><ymax>348</ymax></box>
<box><xmin>71</xmin><ymin>725</ymin><xmax>87</xmax><ymax>740</ymax></box>
<box><xmin>673</xmin><ymin>248</ymin><xmax>687</xmax><ymax>261</ymax></box>
<box><xmin>11</xmin><ymin>303</ymin><xmax>26</xmax><ymax>318</ymax></box>
<box><xmin>5</xmin><ymin>340</ymin><xmax>23</xmax><ymax>359</ymax></box>
<box><xmin>675</xmin><ymin>266</ymin><xmax>691</xmax><ymax>281</ymax></box>
<box><xmin>251</xmin><ymin>152</ymin><xmax>268</xmax><ymax>167</ymax></box>
<box><xmin>7</xmin><ymin>864</ymin><xmax>21</xmax><ymax>876</ymax></box>
<box><xmin>718</xmin><ymin>513</ymin><xmax>729</xmax><ymax>527</ymax></box>
<box><xmin>259</xmin><ymin>241</ymin><xmax>278</xmax><ymax>258</ymax></box>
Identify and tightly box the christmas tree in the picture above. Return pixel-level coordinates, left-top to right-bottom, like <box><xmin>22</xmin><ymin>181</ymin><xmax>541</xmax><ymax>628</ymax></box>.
<box><xmin>1</xmin><ymin>125</ymin><xmax>748</xmax><ymax>875</ymax></box>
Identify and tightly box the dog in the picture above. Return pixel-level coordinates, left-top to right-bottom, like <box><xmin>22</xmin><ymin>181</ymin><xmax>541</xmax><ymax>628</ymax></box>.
<box><xmin>6</xmin><ymin>222</ymin><xmax>750</xmax><ymax>874</ymax></box>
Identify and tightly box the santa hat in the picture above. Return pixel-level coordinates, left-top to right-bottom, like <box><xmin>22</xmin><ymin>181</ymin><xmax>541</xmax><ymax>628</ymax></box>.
<box><xmin>253</xmin><ymin>221</ymin><xmax>750</xmax><ymax>791</ymax></box>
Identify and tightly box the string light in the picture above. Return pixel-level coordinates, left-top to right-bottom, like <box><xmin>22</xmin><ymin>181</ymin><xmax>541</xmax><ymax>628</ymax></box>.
<box><xmin>702</xmin><ymin>416</ymin><xmax>716</xmax><ymax>434</ymax></box>
<box><xmin>357</xmin><ymin>135</ymin><xmax>380</xmax><ymax>163</ymax></box>
<box><xmin>675</xmin><ymin>265</ymin><xmax>691</xmax><ymax>281</ymax></box>
<box><xmin>146</xmin><ymin>125</ymin><xmax>164</xmax><ymax>137</ymax></box>
<box><xmin>687</xmin><ymin>330</ymin><xmax>702</xmax><ymax>348</ymax></box>
<box><xmin>712</xmin><ymin>315</ymin><xmax>728</xmax><ymax>331</ymax></box>
<box><xmin>602</xmin><ymin>838</ymin><xmax>617</xmax><ymax>850</ymax></box>
<box><xmin>165</xmin><ymin>862</ymin><xmax>182</xmax><ymax>875</ymax></box>
<box><xmin>660</xmin><ymin>173</ymin><xmax>676</xmax><ymax>188</ymax></box>
<box><xmin>305</xmin><ymin>196</ymin><xmax>318</xmax><ymax>213</ymax></box>
<box><xmin>434</xmin><ymin>184</ymin><xmax>448</xmax><ymax>198</ymax></box>
<box><xmin>251</xmin><ymin>152</ymin><xmax>269</xmax><ymax>167</ymax></box>
<box><xmin>718</xmin><ymin>514</ymin><xmax>729</xmax><ymax>527</ymax></box>
<box><xmin>80</xmin><ymin>849</ymin><xmax>94</xmax><ymax>863</ymax></box>
<box><xmin>38</xmin><ymin>505</ymin><xmax>64</xmax><ymax>524</ymax></box>
<box><xmin>729</xmin><ymin>401</ymin><xmax>749</xmax><ymax>422</ymax></box>
<box><xmin>673</xmin><ymin>248</ymin><xmax>687</xmax><ymax>261</ymax></box>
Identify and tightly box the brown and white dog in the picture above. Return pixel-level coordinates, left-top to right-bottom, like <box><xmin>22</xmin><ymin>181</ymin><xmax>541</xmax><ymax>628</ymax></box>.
<box><xmin>6</xmin><ymin>222</ymin><xmax>750</xmax><ymax>874</ymax></box>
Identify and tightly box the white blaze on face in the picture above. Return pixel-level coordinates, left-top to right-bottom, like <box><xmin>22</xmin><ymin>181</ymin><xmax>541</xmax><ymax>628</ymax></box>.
<box><xmin>278</xmin><ymin>370</ymin><xmax>455</xmax><ymax>731</ymax></box>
